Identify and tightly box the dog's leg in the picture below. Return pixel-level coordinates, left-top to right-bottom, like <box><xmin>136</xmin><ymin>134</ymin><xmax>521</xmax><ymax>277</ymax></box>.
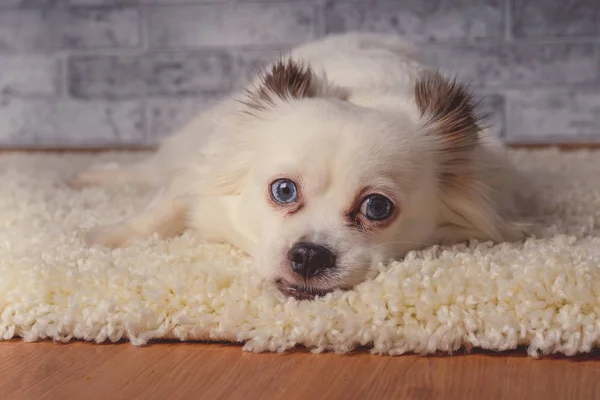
<box><xmin>69</xmin><ymin>159</ymin><xmax>165</xmax><ymax>189</ymax></box>
<box><xmin>84</xmin><ymin>190</ymin><xmax>189</xmax><ymax>248</ymax></box>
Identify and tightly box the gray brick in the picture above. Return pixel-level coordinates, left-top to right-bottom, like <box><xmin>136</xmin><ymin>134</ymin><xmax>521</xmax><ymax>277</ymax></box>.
<box><xmin>69</xmin><ymin>52</ymin><xmax>234</xmax><ymax>99</ymax></box>
<box><xmin>66</xmin><ymin>0</ymin><xmax>228</xmax><ymax>4</ymax></box>
<box><xmin>513</xmin><ymin>0</ymin><xmax>600</xmax><ymax>38</ymax></box>
<box><xmin>476</xmin><ymin>94</ymin><xmax>505</xmax><ymax>138</ymax></box>
<box><xmin>325</xmin><ymin>0</ymin><xmax>503</xmax><ymax>43</ymax></box>
<box><xmin>506</xmin><ymin>90</ymin><xmax>600</xmax><ymax>143</ymax></box>
<box><xmin>0</xmin><ymin>8</ymin><xmax>139</xmax><ymax>51</ymax></box>
<box><xmin>3</xmin><ymin>0</ymin><xmax>226</xmax><ymax>5</ymax></box>
<box><xmin>147</xmin><ymin>4</ymin><xmax>316</xmax><ymax>48</ymax></box>
<box><xmin>0</xmin><ymin>0</ymin><xmax>58</xmax><ymax>5</ymax></box>
<box><xmin>69</xmin><ymin>56</ymin><xmax>145</xmax><ymax>99</ymax></box>
<box><xmin>0</xmin><ymin>55</ymin><xmax>59</xmax><ymax>97</ymax></box>
<box><xmin>0</xmin><ymin>97</ymin><xmax>144</xmax><ymax>146</ymax></box>
<box><xmin>146</xmin><ymin>52</ymin><xmax>234</xmax><ymax>96</ymax></box>
<box><xmin>5</xmin><ymin>0</ymin><xmax>183</xmax><ymax>5</ymax></box>
<box><xmin>56</xmin><ymin>0</ymin><xmax>138</xmax><ymax>4</ymax></box>
<box><xmin>146</xmin><ymin>97</ymin><xmax>217</xmax><ymax>143</ymax></box>
<box><xmin>425</xmin><ymin>43</ymin><xmax>599</xmax><ymax>88</ymax></box>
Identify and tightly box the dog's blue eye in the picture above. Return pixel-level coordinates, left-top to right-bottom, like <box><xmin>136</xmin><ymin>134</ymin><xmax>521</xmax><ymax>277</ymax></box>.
<box><xmin>360</xmin><ymin>194</ymin><xmax>394</xmax><ymax>221</ymax></box>
<box><xmin>270</xmin><ymin>179</ymin><xmax>298</xmax><ymax>204</ymax></box>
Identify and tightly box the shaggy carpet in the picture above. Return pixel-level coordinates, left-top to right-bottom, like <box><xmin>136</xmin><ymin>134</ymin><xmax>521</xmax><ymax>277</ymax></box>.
<box><xmin>0</xmin><ymin>149</ymin><xmax>599</xmax><ymax>357</ymax></box>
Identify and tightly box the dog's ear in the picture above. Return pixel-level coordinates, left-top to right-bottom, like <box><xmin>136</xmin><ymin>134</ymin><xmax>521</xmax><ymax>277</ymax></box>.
<box><xmin>414</xmin><ymin>70</ymin><xmax>483</xmax><ymax>183</ymax></box>
<box><xmin>243</xmin><ymin>58</ymin><xmax>345</xmax><ymax>111</ymax></box>
<box><xmin>415</xmin><ymin>72</ymin><xmax>526</xmax><ymax>243</ymax></box>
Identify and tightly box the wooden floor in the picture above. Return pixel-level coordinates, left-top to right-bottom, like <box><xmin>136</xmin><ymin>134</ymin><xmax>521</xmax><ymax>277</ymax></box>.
<box><xmin>1</xmin><ymin>341</ymin><xmax>599</xmax><ymax>400</ymax></box>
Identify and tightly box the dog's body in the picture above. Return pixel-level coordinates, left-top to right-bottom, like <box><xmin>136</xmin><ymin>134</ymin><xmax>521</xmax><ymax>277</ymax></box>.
<box><xmin>74</xmin><ymin>33</ymin><xmax>526</xmax><ymax>299</ymax></box>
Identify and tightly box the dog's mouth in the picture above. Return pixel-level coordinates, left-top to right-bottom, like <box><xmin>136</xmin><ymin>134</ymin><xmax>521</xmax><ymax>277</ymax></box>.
<box><xmin>275</xmin><ymin>279</ymin><xmax>339</xmax><ymax>300</ymax></box>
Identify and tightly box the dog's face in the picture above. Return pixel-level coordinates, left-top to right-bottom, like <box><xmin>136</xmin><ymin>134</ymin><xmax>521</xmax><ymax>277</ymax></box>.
<box><xmin>216</xmin><ymin>59</ymin><xmax>488</xmax><ymax>300</ymax></box>
<box><xmin>243</xmin><ymin>100</ymin><xmax>439</xmax><ymax>300</ymax></box>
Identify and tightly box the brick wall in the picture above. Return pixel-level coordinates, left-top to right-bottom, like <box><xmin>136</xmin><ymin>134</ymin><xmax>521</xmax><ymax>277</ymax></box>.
<box><xmin>0</xmin><ymin>0</ymin><xmax>598</xmax><ymax>147</ymax></box>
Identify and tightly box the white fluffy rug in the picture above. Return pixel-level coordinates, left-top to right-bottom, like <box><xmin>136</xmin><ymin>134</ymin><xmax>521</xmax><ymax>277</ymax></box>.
<box><xmin>1</xmin><ymin>149</ymin><xmax>600</xmax><ymax>357</ymax></box>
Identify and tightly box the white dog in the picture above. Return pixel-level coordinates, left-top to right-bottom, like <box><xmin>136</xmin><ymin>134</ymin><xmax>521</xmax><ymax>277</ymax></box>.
<box><xmin>72</xmin><ymin>33</ymin><xmax>526</xmax><ymax>300</ymax></box>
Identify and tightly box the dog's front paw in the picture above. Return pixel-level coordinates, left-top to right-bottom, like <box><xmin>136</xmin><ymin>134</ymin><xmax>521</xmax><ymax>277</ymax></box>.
<box><xmin>83</xmin><ymin>224</ymin><xmax>136</xmax><ymax>249</ymax></box>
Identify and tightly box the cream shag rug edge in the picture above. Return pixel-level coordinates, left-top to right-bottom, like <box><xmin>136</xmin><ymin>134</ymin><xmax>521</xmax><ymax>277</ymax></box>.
<box><xmin>1</xmin><ymin>149</ymin><xmax>599</xmax><ymax>358</ymax></box>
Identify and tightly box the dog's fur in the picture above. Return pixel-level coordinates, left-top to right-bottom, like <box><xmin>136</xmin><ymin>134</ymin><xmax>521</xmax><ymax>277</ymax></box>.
<box><xmin>72</xmin><ymin>33</ymin><xmax>526</xmax><ymax>300</ymax></box>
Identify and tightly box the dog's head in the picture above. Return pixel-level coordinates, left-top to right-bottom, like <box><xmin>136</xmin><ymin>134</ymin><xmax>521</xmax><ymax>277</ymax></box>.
<box><xmin>205</xmin><ymin>58</ymin><xmax>521</xmax><ymax>300</ymax></box>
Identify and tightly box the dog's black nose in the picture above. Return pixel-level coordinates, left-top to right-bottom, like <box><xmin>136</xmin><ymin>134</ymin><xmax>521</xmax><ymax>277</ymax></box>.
<box><xmin>287</xmin><ymin>242</ymin><xmax>335</xmax><ymax>278</ymax></box>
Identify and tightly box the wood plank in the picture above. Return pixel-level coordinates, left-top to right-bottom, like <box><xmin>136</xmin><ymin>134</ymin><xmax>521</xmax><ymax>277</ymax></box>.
<box><xmin>1</xmin><ymin>341</ymin><xmax>599</xmax><ymax>400</ymax></box>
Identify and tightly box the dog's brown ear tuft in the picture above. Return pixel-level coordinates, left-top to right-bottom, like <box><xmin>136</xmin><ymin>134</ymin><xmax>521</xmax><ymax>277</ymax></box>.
<box><xmin>244</xmin><ymin>58</ymin><xmax>317</xmax><ymax>111</ymax></box>
<box><xmin>415</xmin><ymin>70</ymin><xmax>483</xmax><ymax>183</ymax></box>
